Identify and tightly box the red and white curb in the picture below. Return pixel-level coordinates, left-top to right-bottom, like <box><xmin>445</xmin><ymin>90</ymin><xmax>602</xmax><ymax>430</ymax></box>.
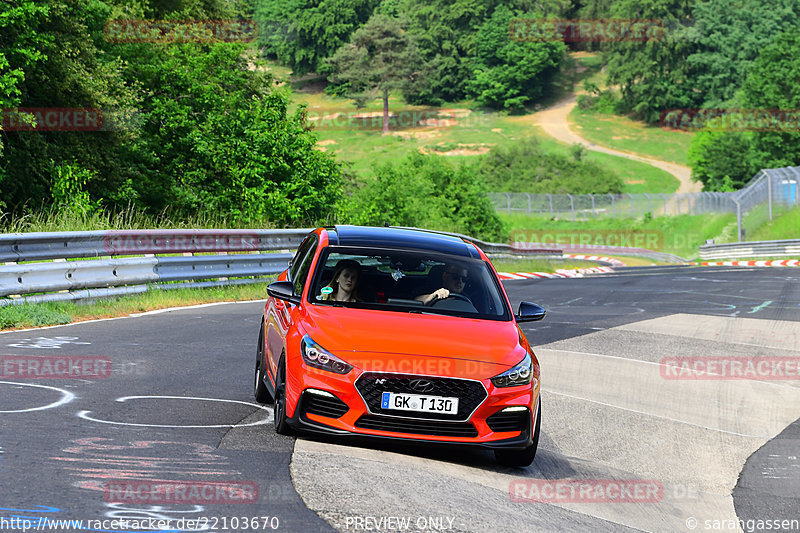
<box><xmin>563</xmin><ymin>254</ymin><xmax>627</xmax><ymax>267</ymax></box>
<box><xmin>497</xmin><ymin>266</ymin><xmax>614</xmax><ymax>281</ymax></box>
<box><xmin>696</xmin><ymin>260</ymin><xmax>799</xmax><ymax>267</ymax></box>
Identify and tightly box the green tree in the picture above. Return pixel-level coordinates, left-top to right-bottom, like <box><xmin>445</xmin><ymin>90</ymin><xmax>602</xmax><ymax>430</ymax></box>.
<box><xmin>255</xmin><ymin>0</ymin><xmax>379</xmax><ymax>74</ymax></box>
<box><xmin>686</xmin><ymin>0</ymin><xmax>800</xmax><ymax>109</ymax></box>
<box><xmin>467</xmin><ymin>6</ymin><xmax>565</xmax><ymax>111</ymax></box>
<box><xmin>348</xmin><ymin>152</ymin><xmax>505</xmax><ymax>240</ymax></box>
<box><xmin>741</xmin><ymin>30</ymin><xmax>800</xmax><ymax>169</ymax></box>
<box><xmin>0</xmin><ymin>0</ymin><xmax>49</xmax><ymax>183</ymax></box>
<box><xmin>326</xmin><ymin>13</ymin><xmax>424</xmax><ymax>133</ymax></box>
<box><xmin>0</xmin><ymin>0</ymin><xmax>140</xmax><ymax>212</ymax></box>
<box><xmin>122</xmin><ymin>41</ymin><xmax>342</xmax><ymax>224</ymax></box>
<box><xmin>687</xmin><ymin>131</ymin><xmax>759</xmax><ymax>191</ymax></box>
<box><xmin>603</xmin><ymin>0</ymin><xmax>699</xmax><ymax>123</ymax></box>
<box><xmin>400</xmin><ymin>0</ymin><xmax>570</xmax><ymax>105</ymax></box>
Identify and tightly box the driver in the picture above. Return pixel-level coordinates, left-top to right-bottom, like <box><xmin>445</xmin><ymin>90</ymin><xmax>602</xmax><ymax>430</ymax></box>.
<box><xmin>415</xmin><ymin>263</ymin><xmax>470</xmax><ymax>305</ymax></box>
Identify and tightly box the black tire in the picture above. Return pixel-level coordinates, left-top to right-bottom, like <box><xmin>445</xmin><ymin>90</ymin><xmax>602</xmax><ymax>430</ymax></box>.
<box><xmin>494</xmin><ymin>400</ymin><xmax>541</xmax><ymax>467</ymax></box>
<box><xmin>273</xmin><ymin>356</ymin><xmax>293</xmax><ymax>435</ymax></box>
<box><xmin>254</xmin><ymin>327</ymin><xmax>272</xmax><ymax>404</ymax></box>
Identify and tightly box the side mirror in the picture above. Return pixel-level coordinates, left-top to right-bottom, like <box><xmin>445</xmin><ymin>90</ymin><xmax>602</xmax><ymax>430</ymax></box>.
<box><xmin>267</xmin><ymin>281</ymin><xmax>301</xmax><ymax>305</ymax></box>
<box><xmin>516</xmin><ymin>301</ymin><xmax>546</xmax><ymax>322</ymax></box>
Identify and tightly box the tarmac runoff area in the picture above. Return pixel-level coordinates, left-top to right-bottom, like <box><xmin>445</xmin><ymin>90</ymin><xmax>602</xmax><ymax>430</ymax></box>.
<box><xmin>290</xmin><ymin>313</ymin><xmax>800</xmax><ymax>533</ymax></box>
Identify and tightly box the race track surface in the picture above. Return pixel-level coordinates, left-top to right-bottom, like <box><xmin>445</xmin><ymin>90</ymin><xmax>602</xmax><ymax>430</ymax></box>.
<box><xmin>1</xmin><ymin>265</ymin><xmax>798</xmax><ymax>532</ymax></box>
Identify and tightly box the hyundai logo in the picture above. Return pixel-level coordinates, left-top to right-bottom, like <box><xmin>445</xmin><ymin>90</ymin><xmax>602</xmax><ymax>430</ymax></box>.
<box><xmin>408</xmin><ymin>379</ymin><xmax>435</xmax><ymax>393</ymax></box>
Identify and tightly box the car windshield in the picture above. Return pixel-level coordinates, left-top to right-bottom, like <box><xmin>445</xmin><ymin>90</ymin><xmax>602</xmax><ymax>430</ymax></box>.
<box><xmin>309</xmin><ymin>247</ymin><xmax>511</xmax><ymax>320</ymax></box>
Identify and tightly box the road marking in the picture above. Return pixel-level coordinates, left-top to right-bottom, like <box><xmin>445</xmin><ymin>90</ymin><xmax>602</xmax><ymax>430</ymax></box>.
<box><xmin>749</xmin><ymin>301</ymin><xmax>773</xmax><ymax>314</ymax></box>
<box><xmin>7</xmin><ymin>336</ymin><xmax>91</xmax><ymax>349</ymax></box>
<box><xmin>77</xmin><ymin>395</ymin><xmax>272</xmax><ymax>428</ymax></box>
<box><xmin>0</xmin><ymin>381</ymin><xmax>75</xmax><ymax>413</ymax></box>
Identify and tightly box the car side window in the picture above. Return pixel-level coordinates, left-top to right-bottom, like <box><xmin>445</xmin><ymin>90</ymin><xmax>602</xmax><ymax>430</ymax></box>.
<box><xmin>289</xmin><ymin>236</ymin><xmax>315</xmax><ymax>282</ymax></box>
<box><xmin>293</xmin><ymin>239</ymin><xmax>318</xmax><ymax>297</ymax></box>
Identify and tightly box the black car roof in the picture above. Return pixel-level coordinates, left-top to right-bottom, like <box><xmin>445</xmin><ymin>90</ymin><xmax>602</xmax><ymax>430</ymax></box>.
<box><xmin>325</xmin><ymin>225</ymin><xmax>481</xmax><ymax>259</ymax></box>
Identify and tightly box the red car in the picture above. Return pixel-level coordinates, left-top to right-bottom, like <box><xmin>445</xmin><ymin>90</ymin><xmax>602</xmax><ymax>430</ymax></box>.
<box><xmin>254</xmin><ymin>226</ymin><xmax>545</xmax><ymax>466</ymax></box>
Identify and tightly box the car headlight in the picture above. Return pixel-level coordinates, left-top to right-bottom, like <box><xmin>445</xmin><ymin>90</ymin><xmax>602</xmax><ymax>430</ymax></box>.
<box><xmin>491</xmin><ymin>353</ymin><xmax>533</xmax><ymax>388</ymax></box>
<box><xmin>301</xmin><ymin>335</ymin><xmax>352</xmax><ymax>374</ymax></box>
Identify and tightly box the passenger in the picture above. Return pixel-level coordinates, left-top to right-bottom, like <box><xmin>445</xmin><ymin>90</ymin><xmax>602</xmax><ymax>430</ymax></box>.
<box><xmin>321</xmin><ymin>259</ymin><xmax>361</xmax><ymax>302</ymax></box>
<box><xmin>415</xmin><ymin>263</ymin><xmax>470</xmax><ymax>305</ymax></box>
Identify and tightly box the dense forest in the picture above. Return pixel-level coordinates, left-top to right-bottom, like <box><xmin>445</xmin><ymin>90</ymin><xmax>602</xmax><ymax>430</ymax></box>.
<box><xmin>1</xmin><ymin>0</ymin><xmax>799</xmax><ymax>237</ymax></box>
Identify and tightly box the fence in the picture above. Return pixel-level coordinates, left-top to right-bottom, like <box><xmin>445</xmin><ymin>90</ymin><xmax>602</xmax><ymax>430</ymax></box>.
<box><xmin>489</xmin><ymin>165</ymin><xmax>800</xmax><ymax>242</ymax></box>
<box><xmin>729</xmin><ymin>167</ymin><xmax>800</xmax><ymax>241</ymax></box>
<box><xmin>488</xmin><ymin>191</ymin><xmax>733</xmax><ymax>220</ymax></box>
<box><xmin>0</xmin><ymin>227</ymin><xmax>561</xmax><ymax>306</ymax></box>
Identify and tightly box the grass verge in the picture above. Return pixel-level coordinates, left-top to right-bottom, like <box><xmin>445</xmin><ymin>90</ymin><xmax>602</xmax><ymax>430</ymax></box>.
<box><xmin>748</xmin><ymin>206</ymin><xmax>800</xmax><ymax>242</ymax></box>
<box><xmin>569</xmin><ymin>108</ymin><xmax>694</xmax><ymax>167</ymax></box>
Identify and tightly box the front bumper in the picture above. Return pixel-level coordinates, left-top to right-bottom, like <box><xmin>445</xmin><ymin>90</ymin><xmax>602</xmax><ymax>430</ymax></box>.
<box><xmin>286</xmin><ymin>375</ymin><xmax>538</xmax><ymax>451</ymax></box>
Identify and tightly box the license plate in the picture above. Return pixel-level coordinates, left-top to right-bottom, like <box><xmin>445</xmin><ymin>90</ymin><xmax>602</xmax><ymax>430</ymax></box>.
<box><xmin>381</xmin><ymin>392</ymin><xmax>459</xmax><ymax>415</ymax></box>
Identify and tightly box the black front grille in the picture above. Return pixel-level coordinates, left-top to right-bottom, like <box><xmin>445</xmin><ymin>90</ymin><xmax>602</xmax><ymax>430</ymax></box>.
<box><xmin>355</xmin><ymin>415</ymin><xmax>478</xmax><ymax>437</ymax></box>
<box><xmin>300</xmin><ymin>392</ymin><xmax>349</xmax><ymax>419</ymax></box>
<box><xmin>486</xmin><ymin>409</ymin><xmax>529</xmax><ymax>433</ymax></box>
<box><xmin>355</xmin><ymin>372</ymin><xmax>487</xmax><ymax>421</ymax></box>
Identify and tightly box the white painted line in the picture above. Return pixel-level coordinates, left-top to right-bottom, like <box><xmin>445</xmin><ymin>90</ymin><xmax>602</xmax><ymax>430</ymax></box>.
<box><xmin>77</xmin><ymin>395</ymin><xmax>272</xmax><ymax>428</ymax></box>
<box><xmin>545</xmin><ymin>390</ymin><xmax>770</xmax><ymax>438</ymax></box>
<box><xmin>0</xmin><ymin>381</ymin><xmax>75</xmax><ymax>413</ymax></box>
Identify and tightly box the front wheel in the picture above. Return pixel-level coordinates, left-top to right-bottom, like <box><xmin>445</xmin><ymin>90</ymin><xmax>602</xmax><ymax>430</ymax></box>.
<box><xmin>273</xmin><ymin>357</ymin><xmax>293</xmax><ymax>436</ymax></box>
<box><xmin>494</xmin><ymin>400</ymin><xmax>541</xmax><ymax>467</ymax></box>
<box><xmin>254</xmin><ymin>327</ymin><xmax>272</xmax><ymax>404</ymax></box>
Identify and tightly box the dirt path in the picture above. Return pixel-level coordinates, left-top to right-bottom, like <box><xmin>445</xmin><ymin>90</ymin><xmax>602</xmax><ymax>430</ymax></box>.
<box><xmin>534</xmin><ymin>95</ymin><xmax>702</xmax><ymax>193</ymax></box>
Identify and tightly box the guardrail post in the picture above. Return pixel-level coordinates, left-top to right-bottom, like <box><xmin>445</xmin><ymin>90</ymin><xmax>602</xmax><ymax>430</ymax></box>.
<box><xmin>567</xmin><ymin>194</ymin><xmax>575</xmax><ymax>221</ymax></box>
<box><xmin>733</xmin><ymin>197</ymin><xmax>743</xmax><ymax>242</ymax></box>
<box><xmin>526</xmin><ymin>193</ymin><xmax>532</xmax><ymax>216</ymax></box>
<box><xmin>590</xmin><ymin>194</ymin><xmax>596</xmax><ymax>216</ymax></box>
<box><xmin>505</xmin><ymin>193</ymin><xmax>511</xmax><ymax>214</ymax></box>
<box><xmin>628</xmin><ymin>194</ymin><xmax>634</xmax><ymax>217</ymax></box>
<box><xmin>644</xmin><ymin>193</ymin><xmax>651</xmax><ymax>214</ymax></box>
<box><xmin>768</xmin><ymin>173</ymin><xmax>773</xmax><ymax>220</ymax></box>
<box><xmin>609</xmin><ymin>194</ymin><xmax>615</xmax><ymax>219</ymax></box>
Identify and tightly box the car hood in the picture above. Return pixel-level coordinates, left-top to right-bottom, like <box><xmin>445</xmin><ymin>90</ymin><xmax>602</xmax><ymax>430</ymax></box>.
<box><xmin>303</xmin><ymin>306</ymin><xmax>525</xmax><ymax>375</ymax></box>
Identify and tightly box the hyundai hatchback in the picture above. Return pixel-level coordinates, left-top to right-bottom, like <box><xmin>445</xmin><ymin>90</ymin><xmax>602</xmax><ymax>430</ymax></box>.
<box><xmin>253</xmin><ymin>225</ymin><xmax>545</xmax><ymax>466</ymax></box>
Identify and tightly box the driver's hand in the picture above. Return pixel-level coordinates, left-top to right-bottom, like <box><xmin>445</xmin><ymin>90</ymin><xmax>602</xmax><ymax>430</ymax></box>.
<box><xmin>432</xmin><ymin>288</ymin><xmax>449</xmax><ymax>301</ymax></box>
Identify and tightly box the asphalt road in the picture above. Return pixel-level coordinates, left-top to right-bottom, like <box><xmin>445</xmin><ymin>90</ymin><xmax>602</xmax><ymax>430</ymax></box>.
<box><xmin>0</xmin><ymin>265</ymin><xmax>798</xmax><ymax>533</ymax></box>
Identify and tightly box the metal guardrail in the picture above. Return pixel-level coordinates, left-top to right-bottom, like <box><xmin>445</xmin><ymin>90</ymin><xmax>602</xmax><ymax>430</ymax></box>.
<box><xmin>699</xmin><ymin>239</ymin><xmax>800</xmax><ymax>260</ymax></box>
<box><xmin>0</xmin><ymin>228</ymin><xmax>310</xmax><ymax>262</ymax></box>
<box><xmin>0</xmin><ymin>227</ymin><xmax>567</xmax><ymax>307</ymax></box>
<box><xmin>0</xmin><ymin>254</ymin><xmax>294</xmax><ymax>298</ymax></box>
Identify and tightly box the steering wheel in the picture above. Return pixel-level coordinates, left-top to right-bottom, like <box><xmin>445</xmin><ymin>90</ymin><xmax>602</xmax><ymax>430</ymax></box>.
<box><xmin>428</xmin><ymin>292</ymin><xmax>472</xmax><ymax>306</ymax></box>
